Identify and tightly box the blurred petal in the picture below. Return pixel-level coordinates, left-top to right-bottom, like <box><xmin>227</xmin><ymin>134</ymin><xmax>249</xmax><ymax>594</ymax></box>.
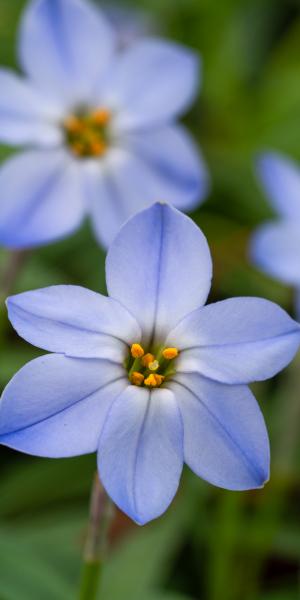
<box><xmin>0</xmin><ymin>69</ymin><xmax>63</xmax><ymax>145</ymax></box>
<box><xmin>0</xmin><ymin>354</ymin><xmax>126</xmax><ymax>457</ymax></box>
<box><xmin>169</xmin><ymin>373</ymin><xmax>269</xmax><ymax>490</ymax></box>
<box><xmin>0</xmin><ymin>149</ymin><xmax>85</xmax><ymax>248</ymax></box>
<box><xmin>86</xmin><ymin>126</ymin><xmax>209</xmax><ymax>248</ymax></box>
<box><xmin>124</xmin><ymin>125</ymin><xmax>210</xmax><ymax>211</ymax></box>
<box><xmin>168</xmin><ymin>298</ymin><xmax>300</xmax><ymax>384</ymax></box>
<box><xmin>106</xmin><ymin>203</ymin><xmax>212</xmax><ymax>345</ymax></box>
<box><xmin>257</xmin><ymin>152</ymin><xmax>300</xmax><ymax>219</ymax></box>
<box><xmin>83</xmin><ymin>152</ymin><xmax>152</xmax><ymax>249</ymax></box>
<box><xmin>251</xmin><ymin>221</ymin><xmax>300</xmax><ymax>286</ymax></box>
<box><xmin>101</xmin><ymin>39</ymin><xmax>199</xmax><ymax>128</ymax></box>
<box><xmin>19</xmin><ymin>0</ymin><xmax>116</xmax><ymax>105</ymax></box>
<box><xmin>103</xmin><ymin>4</ymin><xmax>156</xmax><ymax>50</ymax></box>
<box><xmin>295</xmin><ymin>289</ymin><xmax>300</xmax><ymax>322</ymax></box>
<box><xmin>7</xmin><ymin>285</ymin><xmax>141</xmax><ymax>361</ymax></box>
<box><xmin>98</xmin><ymin>386</ymin><xmax>183</xmax><ymax>524</ymax></box>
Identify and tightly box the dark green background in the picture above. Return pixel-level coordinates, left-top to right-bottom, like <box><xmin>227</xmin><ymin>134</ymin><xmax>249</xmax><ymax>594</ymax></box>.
<box><xmin>0</xmin><ymin>0</ymin><xmax>299</xmax><ymax>598</ymax></box>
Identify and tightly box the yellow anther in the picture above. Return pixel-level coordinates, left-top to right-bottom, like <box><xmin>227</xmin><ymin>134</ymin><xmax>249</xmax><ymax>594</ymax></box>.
<box><xmin>148</xmin><ymin>360</ymin><xmax>159</xmax><ymax>371</ymax></box>
<box><xmin>71</xmin><ymin>142</ymin><xmax>85</xmax><ymax>156</ymax></box>
<box><xmin>142</xmin><ymin>353</ymin><xmax>155</xmax><ymax>367</ymax></box>
<box><xmin>64</xmin><ymin>115</ymin><xmax>84</xmax><ymax>134</ymax></box>
<box><xmin>162</xmin><ymin>347</ymin><xmax>179</xmax><ymax>360</ymax></box>
<box><xmin>91</xmin><ymin>108</ymin><xmax>111</xmax><ymax>126</ymax></box>
<box><xmin>131</xmin><ymin>343</ymin><xmax>144</xmax><ymax>358</ymax></box>
<box><xmin>144</xmin><ymin>374</ymin><xmax>165</xmax><ymax>388</ymax></box>
<box><xmin>89</xmin><ymin>140</ymin><xmax>107</xmax><ymax>156</ymax></box>
<box><xmin>131</xmin><ymin>372</ymin><xmax>144</xmax><ymax>386</ymax></box>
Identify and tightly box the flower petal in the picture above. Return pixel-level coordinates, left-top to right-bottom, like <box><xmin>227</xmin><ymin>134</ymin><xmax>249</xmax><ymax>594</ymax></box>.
<box><xmin>169</xmin><ymin>373</ymin><xmax>270</xmax><ymax>490</ymax></box>
<box><xmin>100</xmin><ymin>39</ymin><xmax>199</xmax><ymax>128</ymax></box>
<box><xmin>0</xmin><ymin>69</ymin><xmax>63</xmax><ymax>146</ymax></box>
<box><xmin>295</xmin><ymin>289</ymin><xmax>300</xmax><ymax>322</ymax></box>
<box><xmin>123</xmin><ymin>125</ymin><xmax>210</xmax><ymax>211</ymax></box>
<box><xmin>19</xmin><ymin>0</ymin><xmax>116</xmax><ymax>106</ymax></box>
<box><xmin>7</xmin><ymin>285</ymin><xmax>141</xmax><ymax>361</ymax></box>
<box><xmin>0</xmin><ymin>354</ymin><xmax>126</xmax><ymax>457</ymax></box>
<box><xmin>86</xmin><ymin>126</ymin><xmax>209</xmax><ymax>248</ymax></box>
<box><xmin>106</xmin><ymin>203</ymin><xmax>212</xmax><ymax>346</ymax></box>
<box><xmin>83</xmin><ymin>151</ymin><xmax>153</xmax><ymax>249</ymax></box>
<box><xmin>251</xmin><ymin>221</ymin><xmax>300</xmax><ymax>286</ymax></box>
<box><xmin>168</xmin><ymin>298</ymin><xmax>300</xmax><ymax>384</ymax></box>
<box><xmin>257</xmin><ymin>152</ymin><xmax>300</xmax><ymax>219</ymax></box>
<box><xmin>0</xmin><ymin>149</ymin><xmax>85</xmax><ymax>248</ymax></box>
<box><xmin>98</xmin><ymin>385</ymin><xmax>183</xmax><ymax>524</ymax></box>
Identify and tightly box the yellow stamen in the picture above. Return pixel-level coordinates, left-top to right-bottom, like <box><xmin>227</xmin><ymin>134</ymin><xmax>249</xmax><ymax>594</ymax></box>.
<box><xmin>71</xmin><ymin>141</ymin><xmax>86</xmax><ymax>156</ymax></box>
<box><xmin>131</xmin><ymin>371</ymin><xmax>144</xmax><ymax>386</ymax></box>
<box><xmin>91</xmin><ymin>108</ymin><xmax>111</xmax><ymax>126</ymax></box>
<box><xmin>144</xmin><ymin>374</ymin><xmax>165</xmax><ymax>387</ymax></box>
<box><xmin>131</xmin><ymin>343</ymin><xmax>144</xmax><ymax>358</ymax></box>
<box><xmin>89</xmin><ymin>140</ymin><xmax>107</xmax><ymax>156</ymax></box>
<box><xmin>162</xmin><ymin>347</ymin><xmax>179</xmax><ymax>360</ymax></box>
<box><xmin>148</xmin><ymin>360</ymin><xmax>159</xmax><ymax>371</ymax></box>
<box><xmin>142</xmin><ymin>353</ymin><xmax>155</xmax><ymax>367</ymax></box>
<box><xmin>64</xmin><ymin>115</ymin><xmax>84</xmax><ymax>134</ymax></box>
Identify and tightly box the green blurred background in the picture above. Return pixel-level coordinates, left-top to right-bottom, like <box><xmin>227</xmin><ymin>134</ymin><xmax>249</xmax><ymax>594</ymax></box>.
<box><xmin>0</xmin><ymin>0</ymin><xmax>300</xmax><ymax>598</ymax></box>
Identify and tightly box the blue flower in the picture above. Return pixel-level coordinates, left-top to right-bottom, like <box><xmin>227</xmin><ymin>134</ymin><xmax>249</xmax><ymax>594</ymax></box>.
<box><xmin>0</xmin><ymin>0</ymin><xmax>208</xmax><ymax>250</ymax></box>
<box><xmin>251</xmin><ymin>152</ymin><xmax>300</xmax><ymax>316</ymax></box>
<box><xmin>1</xmin><ymin>204</ymin><xmax>299</xmax><ymax>524</ymax></box>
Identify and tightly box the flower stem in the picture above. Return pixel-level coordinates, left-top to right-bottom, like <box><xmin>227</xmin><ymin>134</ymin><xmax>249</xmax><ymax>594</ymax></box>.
<box><xmin>79</xmin><ymin>474</ymin><xmax>114</xmax><ymax>600</ymax></box>
<box><xmin>0</xmin><ymin>249</ymin><xmax>29</xmax><ymax>300</ymax></box>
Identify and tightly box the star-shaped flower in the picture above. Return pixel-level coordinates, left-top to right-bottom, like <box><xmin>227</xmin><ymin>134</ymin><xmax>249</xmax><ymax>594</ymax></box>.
<box><xmin>1</xmin><ymin>204</ymin><xmax>299</xmax><ymax>524</ymax></box>
<box><xmin>251</xmin><ymin>152</ymin><xmax>300</xmax><ymax>316</ymax></box>
<box><xmin>0</xmin><ymin>0</ymin><xmax>208</xmax><ymax>249</ymax></box>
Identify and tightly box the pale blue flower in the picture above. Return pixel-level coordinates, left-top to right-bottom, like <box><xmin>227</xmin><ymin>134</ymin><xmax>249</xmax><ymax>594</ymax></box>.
<box><xmin>251</xmin><ymin>152</ymin><xmax>300</xmax><ymax>316</ymax></box>
<box><xmin>1</xmin><ymin>204</ymin><xmax>299</xmax><ymax>524</ymax></box>
<box><xmin>0</xmin><ymin>0</ymin><xmax>208</xmax><ymax>249</ymax></box>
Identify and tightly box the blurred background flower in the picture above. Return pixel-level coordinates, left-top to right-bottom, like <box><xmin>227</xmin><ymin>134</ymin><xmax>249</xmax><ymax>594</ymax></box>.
<box><xmin>250</xmin><ymin>153</ymin><xmax>300</xmax><ymax>317</ymax></box>
<box><xmin>0</xmin><ymin>0</ymin><xmax>208</xmax><ymax>249</ymax></box>
<box><xmin>0</xmin><ymin>0</ymin><xmax>300</xmax><ymax>599</ymax></box>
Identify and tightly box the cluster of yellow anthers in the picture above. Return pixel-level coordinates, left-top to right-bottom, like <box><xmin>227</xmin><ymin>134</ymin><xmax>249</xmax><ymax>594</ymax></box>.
<box><xmin>129</xmin><ymin>343</ymin><xmax>179</xmax><ymax>388</ymax></box>
<box><xmin>63</xmin><ymin>108</ymin><xmax>111</xmax><ymax>158</ymax></box>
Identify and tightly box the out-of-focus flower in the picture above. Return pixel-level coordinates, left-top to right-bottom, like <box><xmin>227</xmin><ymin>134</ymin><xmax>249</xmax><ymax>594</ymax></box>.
<box><xmin>251</xmin><ymin>152</ymin><xmax>300</xmax><ymax>316</ymax></box>
<box><xmin>0</xmin><ymin>0</ymin><xmax>208</xmax><ymax>249</ymax></box>
<box><xmin>1</xmin><ymin>204</ymin><xmax>299</xmax><ymax>524</ymax></box>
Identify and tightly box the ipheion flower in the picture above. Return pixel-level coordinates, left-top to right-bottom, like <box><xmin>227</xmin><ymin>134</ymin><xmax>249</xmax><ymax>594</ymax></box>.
<box><xmin>0</xmin><ymin>0</ymin><xmax>209</xmax><ymax>249</ymax></box>
<box><xmin>1</xmin><ymin>204</ymin><xmax>300</xmax><ymax>525</ymax></box>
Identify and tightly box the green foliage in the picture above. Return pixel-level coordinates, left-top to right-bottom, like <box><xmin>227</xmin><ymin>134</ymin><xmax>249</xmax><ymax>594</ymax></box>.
<box><xmin>0</xmin><ymin>0</ymin><xmax>300</xmax><ymax>598</ymax></box>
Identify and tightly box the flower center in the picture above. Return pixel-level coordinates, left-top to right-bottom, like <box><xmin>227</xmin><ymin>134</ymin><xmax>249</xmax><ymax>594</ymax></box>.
<box><xmin>127</xmin><ymin>343</ymin><xmax>179</xmax><ymax>388</ymax></box>
<box><xmin>63</xmin><ymin>107</ymin><xmax>111</xmax><ymax>158</ymax></box>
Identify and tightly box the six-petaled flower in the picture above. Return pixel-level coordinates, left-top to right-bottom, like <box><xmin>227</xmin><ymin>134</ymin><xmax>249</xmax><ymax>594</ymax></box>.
<box><xmin>1</xmin><ymin>203</ymin><xmax>299</xmax><ymax>525</ymax></box>
<box><xmin>0</xmin><ymin>0</ymin><xmax>209</xmax><ymax>249</ymax></box>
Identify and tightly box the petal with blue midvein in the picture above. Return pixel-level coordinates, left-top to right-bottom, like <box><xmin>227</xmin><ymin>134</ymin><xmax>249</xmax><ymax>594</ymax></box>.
<box><xmin>0</xmin><ymin>149</ymin><xmax>85</xmax><ymax>248</ymax></box>
<box><xmin>19</xmin><ymin>0</ymin><xmax>116</xmax><ymax>105</ymax></box>
<box><xmin>0</xmin><ymin>354</ymin><xmax>127</xmax><ymax>456</ymax></box>
<box><xmin>106</xmin><ymin>203</ymin><xmax>212</xmax><ymax>345</ymax></box>
<box><xmin>98</xmin><ymin>386</ymin><xmax>183</xmax><ymax>524</ymax></box>
<box><xmin>169</xmin><ymin>373</ymin><xmax>270</xmax><ymax>490</ymax></box>
<box><xmin>168</xmin><ymin>297</ymin><xmax>300</xmax><ymax>384</ymax></box>
<box><xmin>7</xmin><ymin>285</ymin><xmax>141</xmax><ymax>361</ymax></box>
